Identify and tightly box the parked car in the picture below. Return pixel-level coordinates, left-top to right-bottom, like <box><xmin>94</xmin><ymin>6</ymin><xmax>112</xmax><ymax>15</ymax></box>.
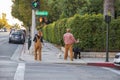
<box><xmin>3</xmin><ymin>28</ymin><xmax>7</xmax><ymax>32</ymax></box>
<box><xmin>9</xmin><ymin>31</ymin><xmax>25</xmax><ymax>44</ymax></box>
<box><xmin>113</xmin><ymin>53</ymin><xmax>120</xmax><ymax>66</ymax></box>
<box><xmin>0</xmin><ymin>28</ymin><xmax>7</xmax><ymax>32</ymax></box>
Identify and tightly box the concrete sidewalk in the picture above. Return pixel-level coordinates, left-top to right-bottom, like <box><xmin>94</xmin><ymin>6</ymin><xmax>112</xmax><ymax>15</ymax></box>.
<box><xmin>20</xmin><ymin>41</ymin><xmax>115</xmax><ymax>67</ymax></box>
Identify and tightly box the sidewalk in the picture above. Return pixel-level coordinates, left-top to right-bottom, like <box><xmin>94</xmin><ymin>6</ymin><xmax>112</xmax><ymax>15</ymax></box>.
<box><xmin>20</xmin><ymin>41</ymin><xmax>115</xmax><ymax>67</ymax></box>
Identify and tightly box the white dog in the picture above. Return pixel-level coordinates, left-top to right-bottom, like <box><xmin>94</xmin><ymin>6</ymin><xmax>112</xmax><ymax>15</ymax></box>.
<box><xmin>57</xmin><ymin>52</ymin><xmax>63</xmax><ymax>59</ymax></box>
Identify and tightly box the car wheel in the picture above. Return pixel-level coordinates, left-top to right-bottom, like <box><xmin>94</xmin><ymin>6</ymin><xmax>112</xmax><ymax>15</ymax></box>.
<box><xmin>9</xmin><ymin>40</ymin><xmax>11</xmax><ymax>43</ymax></box>
<box><xmin>21</xmin><ymin>40</ymin><xmax>24</xmax><ymax>44</ymax></box>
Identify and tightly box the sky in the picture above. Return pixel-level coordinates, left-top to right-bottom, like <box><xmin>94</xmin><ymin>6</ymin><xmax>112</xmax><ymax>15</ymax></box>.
<box><xmin>0</xmin><ymin>0</ymin><xmax>22</xmax><ymax>25</ymax></box>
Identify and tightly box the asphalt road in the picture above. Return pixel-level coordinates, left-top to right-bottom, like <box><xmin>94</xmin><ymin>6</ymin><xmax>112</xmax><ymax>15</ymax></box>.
<box><xmin>23</xmin><ymin>63</ymin><xmax>120</xmax><ymax>80</ymax></box>
<box><xmin>0</xmin><ymin>32</ymin><xmax>21</xmax><ymax>80</ymax></box>
<box><xmin>0</xmin><ymin>32</ymin><xmax>18</xmax><ymax>59</ymax></box>
<box><xmin>0</xmin><ymin>32</ymin><xmax>120</xmax><ymax>80</ymax></box>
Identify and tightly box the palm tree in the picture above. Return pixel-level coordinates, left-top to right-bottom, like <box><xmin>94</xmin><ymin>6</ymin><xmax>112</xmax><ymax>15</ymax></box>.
<box><xmin>104</xmin><ymin>0</ymin><xmax>115</xmax><ymax>18</ymax></box>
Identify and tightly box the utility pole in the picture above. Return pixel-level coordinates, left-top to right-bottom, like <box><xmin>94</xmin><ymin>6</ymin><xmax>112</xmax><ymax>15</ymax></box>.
<box><xmin>30</xmin><ymin>0</ymin><xmax>40</xmax><ymax>54</ymax></box>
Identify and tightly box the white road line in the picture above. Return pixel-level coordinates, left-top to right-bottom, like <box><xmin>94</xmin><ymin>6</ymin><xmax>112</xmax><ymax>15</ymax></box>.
<box><xmin>14</xmin><ymin>63</ymin><xmax>25</xmax><ymax>80</ymax></box>
<box><xmin>11</xmin><ymin>45</ymin><xmax>23</xmax><ymax>61</ymax></box>
<box><xmin>102</xmin><ymin>67</ymin><xmax>120</xmax><ymax>75</ymax></box>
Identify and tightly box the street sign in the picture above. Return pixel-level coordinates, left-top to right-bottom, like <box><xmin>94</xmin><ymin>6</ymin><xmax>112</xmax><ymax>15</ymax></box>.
<box><xmin>36</xmin><ymin>11</ymin><xmax>48</xmax><ymax>16</ymax></box>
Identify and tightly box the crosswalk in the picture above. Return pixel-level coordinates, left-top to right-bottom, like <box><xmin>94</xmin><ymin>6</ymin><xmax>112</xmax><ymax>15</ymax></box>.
<box><xmin>0</xmin><ymin>61</ymin><xmax>18</xmax><ymax>80</ymax></box>
<box><xmin>0</xmin><ymin>61</ymin><xmax>120</xmax><ymax>80</ymax></box>
<box><xmin>14</xmin><ymin>63</ymin><xmax>25</xmax><ymax>80</ymax></box>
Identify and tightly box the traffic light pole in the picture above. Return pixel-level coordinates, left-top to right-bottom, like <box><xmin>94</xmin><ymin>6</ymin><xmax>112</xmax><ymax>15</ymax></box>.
<box><xmin>105</xmin><ymin>15</ymin><xmax>111</xmax><ymax>62</ymax></box>
<box><xmin>106</xmin><ymin>23</ymin><xmax>109</xmax><ymax>62</ymax></box>
<box><xmin>30</xmin><ymin>9</ymin><xmax>36</xmax><ymax>54</ymax></box>
<box><xmin>30</xmin><ymin>0</ymin><xmax>40</xmax><ymax>54</ymax></box>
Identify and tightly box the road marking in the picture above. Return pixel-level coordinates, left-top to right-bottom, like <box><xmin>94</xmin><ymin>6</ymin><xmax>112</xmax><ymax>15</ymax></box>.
<box><xmin>102</xmin><ymin>67</ymin><xmax>120</xmax><ymax>75</ymax></box>
<box><xmin>11</xmin><ymin>45</ymin><xmax>23</xmax><ymax>61</ymax></box>
<box><xmin>14</xmin><ymin>63</ymin><xmax>25</xmax><ymax>80</ymax></box>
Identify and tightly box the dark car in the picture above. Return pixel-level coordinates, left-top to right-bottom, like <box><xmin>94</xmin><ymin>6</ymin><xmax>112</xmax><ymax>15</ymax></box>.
<box><xmin>9</xmin><ymin>31</ymin><xmax>25</xmax><ymax>44</ymax></box>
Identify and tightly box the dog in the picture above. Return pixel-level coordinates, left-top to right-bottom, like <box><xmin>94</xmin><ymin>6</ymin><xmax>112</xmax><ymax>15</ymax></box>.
<box><xmin>57</xmin><ymin>52</ymin><xmax>63</xmax><ymax>59</ymax></box>
<box><xmin>73</xmin><ymin>47</ymin><xmax>81</xmax><ymax>59</ymax></box>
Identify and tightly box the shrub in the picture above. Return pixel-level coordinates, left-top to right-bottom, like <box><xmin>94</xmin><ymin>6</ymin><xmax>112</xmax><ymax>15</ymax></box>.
<box><xmin>42</xmin><ymin>14</ymin><xmax>120</xmax><ymax>51</ymax></box>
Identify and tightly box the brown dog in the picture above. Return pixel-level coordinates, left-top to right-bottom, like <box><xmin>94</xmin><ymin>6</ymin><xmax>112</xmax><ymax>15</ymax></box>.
<box><xmin>33</xmin><ymin>31</ymin><xmax>42</xmax><ymax>61</ymax></box>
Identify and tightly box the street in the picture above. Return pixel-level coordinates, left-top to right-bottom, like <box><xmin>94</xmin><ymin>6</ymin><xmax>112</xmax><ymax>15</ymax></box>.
<box><xmin>0</xmin><ymin>32</ymin><xmax>120</xmax><ymax>80</ymax></box>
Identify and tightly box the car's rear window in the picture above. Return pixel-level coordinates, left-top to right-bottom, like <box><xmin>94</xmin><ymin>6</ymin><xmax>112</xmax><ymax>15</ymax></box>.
<box><xmin>12</xmin><ymin>32</ymin><xmax>21</xmax><ymax>35</ymax></box>
<box><xmin>115</xmin><ymin>55</ymin><xmax>120</xmax><ymax>58</ymax></box>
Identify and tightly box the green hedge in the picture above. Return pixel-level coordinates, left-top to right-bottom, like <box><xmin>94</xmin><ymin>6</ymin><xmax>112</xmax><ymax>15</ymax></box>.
<box><xmin>42</xmin><ymin>14</ymin><xmax>120</xmax><ymax>51</ymax></box>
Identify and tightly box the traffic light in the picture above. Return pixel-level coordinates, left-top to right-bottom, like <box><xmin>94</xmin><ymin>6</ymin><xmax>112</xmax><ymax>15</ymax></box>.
<box><xmin>105</xmin><ymin>15</ymin><xmax>111</xmax><ymax>24</ymax></box>
<box><xmin>39</xmin><ymin>17</ymin><xmax>50</xmax><ymax>24</ymax></box>
<box><xmin>39</xmin><ymin>17</ymin><xmax>43</xmax><ymax>22</ymax></box>
<box><xmin>32</xmin><ymin>0</ymin><xmax>40</xmax><ymax>9</ymax></box>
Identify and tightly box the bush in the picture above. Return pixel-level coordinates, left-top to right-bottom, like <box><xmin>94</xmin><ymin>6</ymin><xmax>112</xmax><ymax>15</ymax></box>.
<box><xmin>42</xmin><ymin>14</ymin><xmax>120</xmax><ymax>51</ymax></box>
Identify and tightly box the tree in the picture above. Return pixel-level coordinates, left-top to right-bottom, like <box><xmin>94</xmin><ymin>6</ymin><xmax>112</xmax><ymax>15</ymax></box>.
<box><xmin>43</xmin><ymin>0</ymin><xmax>62</xmax><ymax>22</ymax></box>
<box><xmin>115</xmin><ymin>0</ymin><xmax>120</xmax><ymax>18</ymax></box>
<box><xmin>104</xmin><ymin>0</ymin><xmax>115</xmax><ymax>18</ymax></box>
<box><xmin>60</xmin><ymin>0</ymin><xmax>87</xmax><ymax>18</ymax></box>
<box><xmin>0</xmin><ymin>13</ymin><xmax>10</xmax><ymax>29</ymax></box>
<box><xmin>11</xmin><ymin>0</ymin><xmax>120</xmax><ymax>26</ymax></box>
<box><xmin>83</xmin><ymin>0</ymin><xmax>103</xmax><ymax>14</ymax></box>
<box><xmin>11</xmin><ymin>0</ymin><xmax>32</xmax><ymax>27</ymax></box>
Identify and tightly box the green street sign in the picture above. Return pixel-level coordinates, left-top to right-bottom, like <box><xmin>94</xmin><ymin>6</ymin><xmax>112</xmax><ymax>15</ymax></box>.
<box><xmin>36</xmin><ymin>11</ymin><xmax>48</xmax><ymax>16</ymax></box>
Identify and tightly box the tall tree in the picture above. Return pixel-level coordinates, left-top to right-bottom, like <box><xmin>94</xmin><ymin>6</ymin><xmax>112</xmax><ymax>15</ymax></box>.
<box><xmin>11</xmin><ymin>0</ymin><xmax>32</xmax><ymax>27</ymax></box>
<box><xmin>115</xmin><ymin>0</ymin><xmax>120</xmax><ymax>18</ymax></box>
<box><xmin>0</xmin><ymin>13</ymin><xmax>10</xmax><ymax>29</ymax></box>
<box><xmin>84</xmin><ymin>0</ymin><xmax>103</xmax><ymax>14</ymax></box>
<box><xmin>61</xmin><ymin>0</ymin><xmax>87</xmax><ymax>18</ymax></box>
<box><xmin>104</xmin><ymin>0</ymin><xmax>115</xmax><ymax>18</ymax></box>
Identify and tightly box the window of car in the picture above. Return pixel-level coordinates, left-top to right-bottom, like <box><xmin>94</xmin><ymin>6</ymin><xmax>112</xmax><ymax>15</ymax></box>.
<box><xmin>115</xmin><ymin>55</ymin><xmax>120</xmax><ymax>58</ymax></box>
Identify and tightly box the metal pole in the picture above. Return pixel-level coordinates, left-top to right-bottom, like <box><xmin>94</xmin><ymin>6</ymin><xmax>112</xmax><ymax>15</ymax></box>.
<box><xmin>106</xmin><ymin>23</ymin><xmax>109</xmax><ymax>62</ymax></box>
<box><xmin>30</xmin><ymin>9</ymin><xmax>36</xmax><ymax>54</ymax></box>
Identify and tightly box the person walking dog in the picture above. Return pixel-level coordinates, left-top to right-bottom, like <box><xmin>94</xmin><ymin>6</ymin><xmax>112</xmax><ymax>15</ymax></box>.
<box><xmin>63</xmin><ymin>28</ymin><xmax>79</xmax><ymax>61</ymax></box>
<box><xmin>33</xmin><ymin>30</ymin><xmax>43</xmax><ymax>61</ymax></box>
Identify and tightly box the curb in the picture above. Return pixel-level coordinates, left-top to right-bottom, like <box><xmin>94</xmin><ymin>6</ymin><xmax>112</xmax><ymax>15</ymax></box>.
<box><xmin>87</xmin><ymin>62</ymin><xmax>115</xmax><ymax>68</ymax></box>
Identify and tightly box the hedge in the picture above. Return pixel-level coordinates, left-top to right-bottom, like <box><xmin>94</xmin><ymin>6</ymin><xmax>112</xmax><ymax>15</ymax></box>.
<box><xmin>42</xmin><ymin>14</ymin><xmax>120</xmax><ymax>51</ymax></box>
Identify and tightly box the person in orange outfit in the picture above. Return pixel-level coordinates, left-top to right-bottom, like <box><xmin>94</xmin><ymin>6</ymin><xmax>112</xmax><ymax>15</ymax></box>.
<box><xmin>33</xmin><ymin>30</ymin><xmax>42</xmax><ymax>61</ymax></box>
<box><xmin>63</xmin><ymin>28</ymin><xmax>78</xmax><ymax>61</ymax></box>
